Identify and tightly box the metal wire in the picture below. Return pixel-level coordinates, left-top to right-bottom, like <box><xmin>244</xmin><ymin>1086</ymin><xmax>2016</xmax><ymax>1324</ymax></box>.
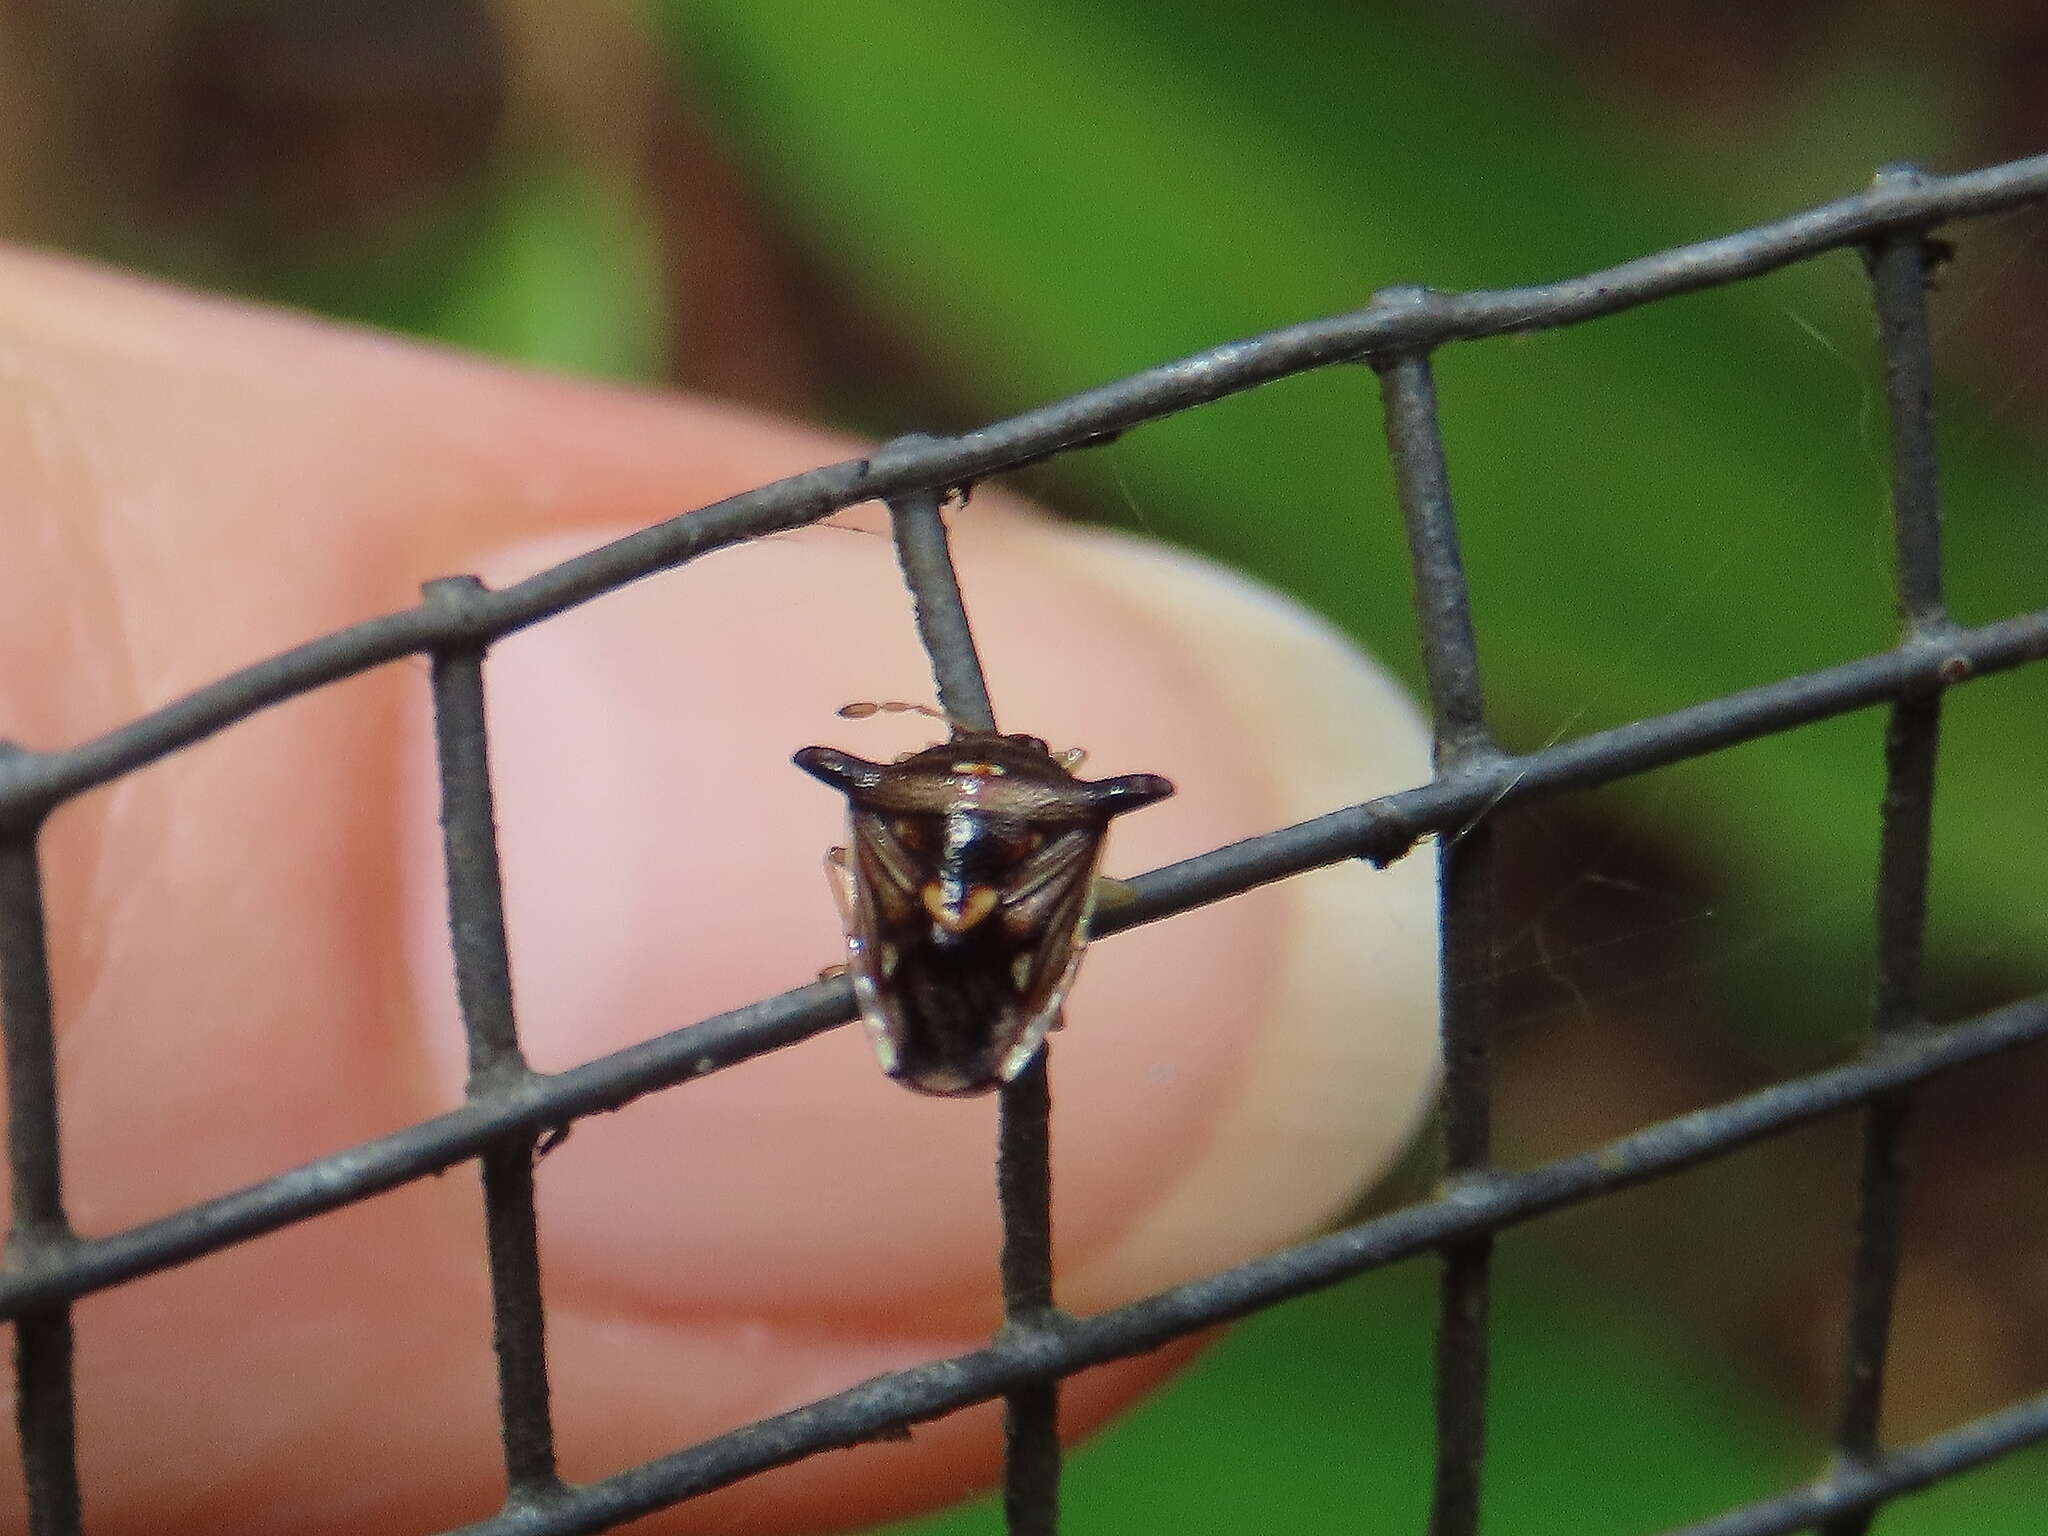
<box><xmin>1822</xmin><ymin>196</ymin><xmax>1952</xmax><ymax>1536</ymax></box>
<box><xmin>1371</xmin><ymin>336</ymin><xmax>1502</xmax><ymax>1536</ymax></box>
<box><xmin>425</xmin><ymin>990</ymin><xmax>2048</xmax><ymax>1536</ymax></box>
<box><xmin>0</xmin><ymin>803</ymin><xmax>81</xmax><ymax>1536</ymax></box>
<box><xmin>426</xmin><ymin>576</ymin><xmax>565</xmax><ymax>1509</ymax></box>
<box><xmin>3</xmin><ymin>154</ymin><xmax>2048</xmax><ymax>1535</ymax></box>
<box><xmin>885</xmin><ymin>485</ymin><xmax>1063</xmax><ymax>1533</ymax></box>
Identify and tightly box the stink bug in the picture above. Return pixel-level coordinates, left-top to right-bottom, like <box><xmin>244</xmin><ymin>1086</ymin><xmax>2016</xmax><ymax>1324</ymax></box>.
<box><xmin>795</xmin><ymin>722</ymin><xmax>1173</xmax><ymax>1096</ymax></box>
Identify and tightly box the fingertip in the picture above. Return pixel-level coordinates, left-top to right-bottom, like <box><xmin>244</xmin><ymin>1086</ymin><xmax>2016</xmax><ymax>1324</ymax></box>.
<box><xmin>400</xmin><ymin>504</ymin><xmax>1436</xmax><ymax>1327</ymax></box>
<box><xmin>2</xmin><ymin>247</ymin><xmax>1440</xmax><ymax>1529</ymax></box>
<box><xmin>1021</xmin><ymin>526</ymin><xmax>1440</xmax><ymax>1305</ymax></box>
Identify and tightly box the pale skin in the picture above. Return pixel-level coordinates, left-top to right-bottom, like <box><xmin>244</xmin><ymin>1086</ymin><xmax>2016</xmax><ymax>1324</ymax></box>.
<box><xmin>0</xmin><ymin>247</ymin><xmax>1441</xmax><ymax>1533</ymax></box>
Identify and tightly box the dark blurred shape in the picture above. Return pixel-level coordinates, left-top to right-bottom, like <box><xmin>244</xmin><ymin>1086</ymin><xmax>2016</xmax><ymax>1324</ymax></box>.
<box><xmin>2</xmin><ymin>0</ymin><xmax>505</xmax><ymax>261</ymax></box>
<box><xmin>1504</xmin><ymin>0</ymin><xmax>1848</xmax><ymax>130</ymax></box>
<box><xmin>648</xmin><ymin>92</ymin><xmax>826</xmax><ymax>414</ymax></box>
<box><xmin>154</xmin><ymin>0</ymin><xmax>505</xmax><ymax>246</ymax></box>
<box><xmin>1453</xmin><ymin>0</ymin><xmax>2048</xmax><ymax>431</ymax></box>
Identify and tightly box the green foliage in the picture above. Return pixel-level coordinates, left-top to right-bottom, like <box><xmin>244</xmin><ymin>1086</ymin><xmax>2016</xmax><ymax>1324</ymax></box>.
<box><xmin>226</xmin><ymin>2</ymin><xmax>2046</xmax><ymax>1523</ymax></box>
<box><xmin>874</xmin><ymin>1257</ymin><xmax>1807</xmax><ymax>1534</ymax></box>
<box><xmin>259</xmin><ymin>153</ymin><xmax>665</xmax><ymax>384</ymax></box>
<box><xmin>662</xmin><ymin>0</ymin><xmax>2048</xmax><ymax>1049</ymax></box>
<box><xmin>421</xmin><ymin>155</ymin><xmax>666</xmax><ymax>382</ymax></box>
<box><xmin>643</xmin><ymin>3</ymin><xmax>2048</xmax><ymax>1528</ymax></box>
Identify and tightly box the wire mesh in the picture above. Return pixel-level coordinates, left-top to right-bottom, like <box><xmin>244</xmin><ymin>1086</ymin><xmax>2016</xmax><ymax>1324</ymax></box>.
<box><xmin>4</xmin><ymin>153</ymin><xmax>2048</xmax><ymax>1535</ymax></box>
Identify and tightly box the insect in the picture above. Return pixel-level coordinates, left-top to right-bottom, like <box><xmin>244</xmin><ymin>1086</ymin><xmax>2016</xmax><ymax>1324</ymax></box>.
<box><xmin>795</xmin><ymin>711</ymin><xmax>1173</xmax><ymax>1095</ymax></box>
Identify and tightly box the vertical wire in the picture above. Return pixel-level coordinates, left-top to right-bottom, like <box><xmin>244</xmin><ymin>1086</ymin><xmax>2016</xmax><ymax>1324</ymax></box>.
<box><xmin>889</xmin><ymin>481</ymin><xmax>999</xmax><ymax>733</ymax></box>
<box><xmin>1823</xmin><ymin>169</ymin><xmax>1950</xmax><ymax>1536</ymax></box>
<box><xmin>1371</xmin><ymin>323</ymin><xmax>1500</xmax><ymax>1536</ymax></box>
<box><xmin>996</xmin><ymin>1052</ymin><xmax>1059</xmax><ymax>1536</ymax></box>
<box><xmin>0</xmin><ymin>776</ymin><xmax>82</xmax><ymax>1536</ymax></box>
<box><xmin>886</xmin><ymin>484</ymin><xmax>1061</xmax><ymax>1536</ymax></box>
<box><xmin>424</xmin><ymin>578</ymin><xmax>563</xmax><ymax>1508</ymax></box>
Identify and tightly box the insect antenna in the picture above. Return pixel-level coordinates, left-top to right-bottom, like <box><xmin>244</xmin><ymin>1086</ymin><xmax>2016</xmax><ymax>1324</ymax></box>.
<box><xmin>836</xmin><ymin>700</ymin><xmax>957</xmax><ymax>725</ymax></box>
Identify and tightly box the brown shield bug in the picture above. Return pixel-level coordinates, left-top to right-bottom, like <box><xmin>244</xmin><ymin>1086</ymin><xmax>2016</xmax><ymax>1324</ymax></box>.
<box><xmin>795</xmin><ymin>712</ymin><xmax>1173</xmax><ymax>1095</ymax></box>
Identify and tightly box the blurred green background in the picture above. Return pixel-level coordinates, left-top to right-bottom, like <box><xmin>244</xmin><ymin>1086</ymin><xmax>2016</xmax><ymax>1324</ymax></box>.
<box><xmin>8</xmin><ymin>0</ymin><xmax>2047</xmax><ymax>1529</ymax></box>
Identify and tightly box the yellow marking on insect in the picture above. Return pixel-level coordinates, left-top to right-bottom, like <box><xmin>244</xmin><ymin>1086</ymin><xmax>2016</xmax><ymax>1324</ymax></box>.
<box><xmin>1089</xmin><ymin>875</ymin><xmax>1141</xmax><ymax>914</ymax></box>
<box><xmin>951</xmin><ymin>761</ymin><xmax>1007</xmax><ymax>776</ymax></box>
<box><xmin>923</xmin><ymin>882</ymin><xmax>999</xmax><ymax>933</ymax></box>
<box><xmin>1011</xmin><ymin>953</ymin><xmax>1034</xmax><ymax>990</ymax></box>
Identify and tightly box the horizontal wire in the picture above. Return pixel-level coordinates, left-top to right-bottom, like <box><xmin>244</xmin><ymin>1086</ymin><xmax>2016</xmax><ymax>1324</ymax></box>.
<box><xmin>429</xmin><ymin>989</ymin><xmax>2048</xmax><ymax>1536</ymax></box>
<box><xmin>1</xmin><ymin>157</ymin><xmax>2043</xmax><ymax>822</ymax></box>
<box><xmin>1651</xmin><ymin>1389</ymin><xmax>2048</xmax><ymax>1536</ymax></box>
<box><xmin>4</xmin><ymin>155</ymin><xmax>2047</xmax><ymax>1535</ymax></box>
<box><xmin>0</xmin><ymin>602</ymin><xmax>2042</xmax><ymax>1318</ymax></box>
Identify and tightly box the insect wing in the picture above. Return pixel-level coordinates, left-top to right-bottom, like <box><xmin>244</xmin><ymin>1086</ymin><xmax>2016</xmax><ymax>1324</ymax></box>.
<box><xmin>836</xmin><ymin>806</ymin><xmax>1103</xmax><ymax>1095</ymax></box>
<box><xmin>992</xmin><ymin>824</ymin><xmax>1104</xmax><ymax>1079</ymax></box>
<box><xmin>830</xmin><ymin>809</ymin><xmax>932</xmax><ymax>1081</ymax></box>
<box><xmin>823</xmin><ymin>841</ymin><xmax>904</xmax><ymax>1080</ymax></box>
<box><xmin>846</xmin><ymin>809</ymin><xmax>989</xmax><ymax>1093</ymax></box>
